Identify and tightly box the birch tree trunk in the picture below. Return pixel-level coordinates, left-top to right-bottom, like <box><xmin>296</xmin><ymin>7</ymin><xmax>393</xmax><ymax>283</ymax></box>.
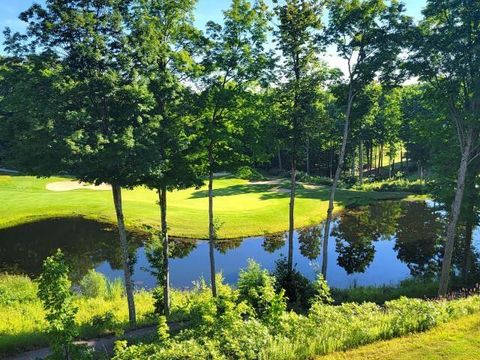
<box><xmin>438</xmin><ymin>129</ymin><xmax>474</xmax><ymax>296</ymax></box>
<box><xmin>322</xmin><ymin>85</ymin><xmax>354</xmax><ymax>278</ymax></box>
<box><xmin>158</xmin><ymin>186</ymin><xmax>170</xmax><ymax>315</ymax></box>
<box><xmin>112</xmin><ymin>183</ymin><xmax>136</xmax><ymax>326</ymax></box>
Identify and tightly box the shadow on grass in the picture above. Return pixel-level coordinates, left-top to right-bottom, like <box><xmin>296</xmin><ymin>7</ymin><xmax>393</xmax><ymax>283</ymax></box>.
<box><xmin>189</xmin><ymin>181</ymin><xmax>412</xmax><ymax>207</ymax></box>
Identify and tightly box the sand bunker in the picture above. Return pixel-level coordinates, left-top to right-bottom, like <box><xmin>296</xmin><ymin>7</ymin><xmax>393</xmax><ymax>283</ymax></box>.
<box><xmin>46</xmin><ymin>181</ymin><xmax>111</xmax><ymax>192</ymax></box>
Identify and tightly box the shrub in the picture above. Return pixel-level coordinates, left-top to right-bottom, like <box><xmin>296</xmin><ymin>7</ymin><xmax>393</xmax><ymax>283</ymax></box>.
<box><xmin>0</xmin><ymin>274</ymin><xmax>38</xmax><ymax>306</ymax></box>
<box><xmin>79</xmin><ymin>270</ymin><xmax>108</xmax><ymax>298</ymax></box>
<box><xmin>107</xmin><ymin>278</ymin><xmax>125</xmax><ymax>300</ymax></box>
<box><xmin>38</xmin><ymin>249</ymin><xmax>78</xmax><ymax>360</ymax></box>
<box><xmin>311</xmin><ymin>274</ymin><xmax>333</xmax><ymax>305</ymax></box>
<box><xmin>273</xmin><ymin>257</ymin><xmax>314</xmax><ymax>311</ymax></box>
<box><xmin>354</xmin><ymin>179</ymin><xmax>430</xmax><ymax>194</ymax></box>
<box><xmin>235</xmin><ymin>166</ymin><xmax>265</xmax><ymax>181</ymax></box>
<box><xmin>89</xmin><ymin>310</ymin><xmax>123</xmax><ymax>336</ymax></box>
<box><xmin>237</xmin><ymin>260</ymin><xmax>286</xmax><ymax>324</ymax></box>
<box><xmin>296</xmin><ymin>171</ymin><xmax>333</xmax><ymax>186</ymax></box>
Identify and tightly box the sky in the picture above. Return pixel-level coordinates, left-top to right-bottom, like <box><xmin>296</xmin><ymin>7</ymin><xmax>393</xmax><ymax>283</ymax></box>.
<box><xmin>0</xmin><ymin>0</ymin><xmax>427</xmax><ymax>72</ymax></box>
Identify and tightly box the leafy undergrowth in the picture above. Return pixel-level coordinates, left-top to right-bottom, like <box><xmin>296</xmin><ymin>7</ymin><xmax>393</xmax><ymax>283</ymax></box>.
<box><xmin>2</xmin><ymin>269</ymin><xmax>479</xmax><ymax>360</ymax></box>
<box><xmin>354</xmin><ymin>179</ymin><xmax>429</xmax><ymax>195</ymax></box>
<box><xmin>319</xmin><ymin>313</ymin><xmax>480</xmax><ymax>360</ymax></box>
<box><xmin>112</xmin><ymin>264</ymin><xmax>480</xmax><ymax>360</ymax></box>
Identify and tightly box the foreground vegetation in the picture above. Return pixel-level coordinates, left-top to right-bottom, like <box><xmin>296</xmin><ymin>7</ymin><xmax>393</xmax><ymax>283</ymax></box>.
<box><xmin>320</xmin><ymin>314</ymin><xmax>480</xmax><ymax>360</ymax></box>
<box><xmin>2</xmin><ymin>262</ymin><xmax>479</xmax><ymax>359</ymax></box>
<box><xmin>0</xmin><ymin>175</ymin><xmax>417</xmax><ymax>238</ymax></box>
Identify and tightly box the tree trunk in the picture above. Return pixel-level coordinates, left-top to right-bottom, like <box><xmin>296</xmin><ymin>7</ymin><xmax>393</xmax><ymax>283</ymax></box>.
<box><xmin>277</xmin><ymin>146</ymin><xmax>283</xmax><ymax>171</ymax></box>
<box><xmin>112</xmin><ymin>183</ymin><xmax>136</xmax><ymax>326</ymax></box>
<box><xmin>322</xmin><ymin>85</ymin><xmax>355</xmax><ymax>278</ymax></box>
<box><xmin>158</xmin><ymin>186</ymin><xmax>170</xmax><ymax>315</ymax></box>
<box><xmin>208</xmin><ymin>157</ymin><xmax>217</xmax><ymax>297</ymax></box>
<box><xmin>438</xmin><ymin>130</ymin><xmax>474</xmax><ymax>296</ymax></box>
<box><xmin>400</xmin><ymin>148</ymin><xmax>403</xmax><ymax>171</ymax></box>
<box><xmin>380</xmin><ymin>145</ymin><xmax>384</xmax><ymax>169</ymax></box>
<box><xmin>359</xmin><ymin>140</ymin><xmax>364</xmax><ymax>185</ymax></box>
<box><xmin>329</xmin><ymin>144</ymin><xmax>334</xmax><ymax>179</ymax></box>
<box><xmin>306</xmin><ymin>139</ymin><xmax>310</xmax><ymax>175</ymax></box>
<box><xmin>288</xmin><ymin>158</ymin><xmax>296</xmax><ymax>272</ymax></box>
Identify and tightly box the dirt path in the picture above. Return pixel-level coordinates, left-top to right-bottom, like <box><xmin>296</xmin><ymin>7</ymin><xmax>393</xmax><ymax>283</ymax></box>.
<box><xmin>7</xmin><ymin>325</ymin><xmax>162</xmax><ymax>360</ymax></box>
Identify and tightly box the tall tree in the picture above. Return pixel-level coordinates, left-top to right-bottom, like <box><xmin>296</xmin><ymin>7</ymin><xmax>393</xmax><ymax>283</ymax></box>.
<box><xmin>5</xmin><ymin>0</ymin><xmax>161</xmax><ymax>325</ymax></box>
<box><xmin>197</xmin><ymin>0</ymin><xmax>271</xmax><ymax>296</ymax></box>
<box><xmin>411</xmin><ymin>0</ymin><xmax>480</xmax><ymax>295</ymax></box>
<box><xmin>130</xmin><ymin>0</ymin><xmax>203</xmax><ymax>316</ymax></box>
<box><xmin>321</xmin><ymin>0</ymin><xmax>411</xmax><ymax>278</ymax></box>
<box><xmin>274</xmin><ymin>0</ymin><xmax>324</xmax><ymax>273</ymax></box>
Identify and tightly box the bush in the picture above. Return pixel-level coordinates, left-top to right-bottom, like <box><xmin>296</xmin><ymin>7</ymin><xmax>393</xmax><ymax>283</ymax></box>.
<box><xmin>272</xmin><ymin>257</ymin><xmax>314</xmax><ymax>311</ymax></box>
<box><xmin>354</xmin><ymin>179</ymin><xmax>429</xmax><ymax>194</ymax></box>
<box><xmin>0</xmin><ymin>274</ymin><xmax>38</xmax><ymax>306</ymax></box>
<box><xmin>296</xmin><ymin>171</ymin><xmax>334</xmax><ymax>186</ymax></box>
<box><xmin>79</xmin><ymin>270</ymin><xmax>108</xmax><ymax>298</ymax></box>
<box><xmin>235</xmin><ymin>166</ymin><xmax>265</xmax><ymax>181</ymax></box>
<box><xmin>237</xmin><ymin>260</ymin><xmax>286</xmax><ymax>324</ymax></box>
<box><xmin>38</xmin><ymin>249</ymin><xmax>78</xmax><ymax>359</ymax></box>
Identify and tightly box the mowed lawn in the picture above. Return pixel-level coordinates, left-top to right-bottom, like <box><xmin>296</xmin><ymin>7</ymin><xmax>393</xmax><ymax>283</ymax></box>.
<box><xmin>320</xmin><ymin>314</ymin><xmax>480</xmax><ymax>360</ymax></box>
<box><xmin>0</xmin><ymin>174</ymin><xmax>417</xmax><ymax>238</ymax></box>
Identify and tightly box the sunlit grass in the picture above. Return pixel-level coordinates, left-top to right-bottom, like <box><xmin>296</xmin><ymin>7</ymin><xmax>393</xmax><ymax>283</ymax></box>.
<box><xmin>319</xmin><ymin>314</ymin><xmax>480</xmax><ymax>360</ymax></box>
<box><xmin>0</xmin><ymin>175</ymin><xmax>418</xmax><ymax>238</ymax></box>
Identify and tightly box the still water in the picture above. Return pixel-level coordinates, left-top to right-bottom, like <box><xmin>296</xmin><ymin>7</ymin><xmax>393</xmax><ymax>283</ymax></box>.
<box><xmin>1</xmin><ymin>201</ymin><xmax>479</xmax><ymax>289</ymax></box>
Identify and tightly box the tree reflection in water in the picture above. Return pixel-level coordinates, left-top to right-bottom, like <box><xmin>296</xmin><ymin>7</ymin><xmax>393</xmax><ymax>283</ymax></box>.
<box><xmin>0</xmin><ymin>217</ymin><xmax>143</xmax><ymax>282</ymax></box>
<box><xmin>262</xmin><ymin>233</ymin><xmax>286</xmax><ymax>253</ymax></box>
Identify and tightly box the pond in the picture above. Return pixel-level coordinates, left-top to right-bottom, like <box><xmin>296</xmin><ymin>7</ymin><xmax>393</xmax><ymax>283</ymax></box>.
<box><xmin>0</xmin><ymin>201</ymin><xmax>479</xmax><ymax>289</ymax></box>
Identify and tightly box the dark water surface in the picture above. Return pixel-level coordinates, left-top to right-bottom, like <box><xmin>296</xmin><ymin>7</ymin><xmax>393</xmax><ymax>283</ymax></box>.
<box><xmin>1</xmin><ymin>201</ymin><xmax>479</xmax><ymax>289</ymax></box>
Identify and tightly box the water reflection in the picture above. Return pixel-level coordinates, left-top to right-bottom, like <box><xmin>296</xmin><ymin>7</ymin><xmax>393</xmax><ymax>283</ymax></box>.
<box><xmin>0</xmin><ymin>201</ymin><xmax>479</xmax><ymax>289</ymax></box>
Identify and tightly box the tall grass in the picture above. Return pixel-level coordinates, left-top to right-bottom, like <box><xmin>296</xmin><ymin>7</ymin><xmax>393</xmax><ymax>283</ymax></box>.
<box><xmin>0</xmin><ymin>274</ymin><xmax>155</xmax><ymax>357</ymax></box>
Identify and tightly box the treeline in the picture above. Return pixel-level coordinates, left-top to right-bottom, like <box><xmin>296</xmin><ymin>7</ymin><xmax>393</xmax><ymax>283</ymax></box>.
<box><xmin>0</xmin><ymin>0</ymin><xmax>479</xmax><ymax>328</ymax></box>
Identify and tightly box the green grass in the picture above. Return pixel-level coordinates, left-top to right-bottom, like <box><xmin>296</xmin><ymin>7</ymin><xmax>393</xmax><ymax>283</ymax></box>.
<box><xmin>320</xmin><ymin>314</ymin><xmax>480</xmax><ymax>360</ymax></box>
<box><xmin>0</xmin><ymin>174</ymin><xmax>419</xmax><ymax>238</ymax></box>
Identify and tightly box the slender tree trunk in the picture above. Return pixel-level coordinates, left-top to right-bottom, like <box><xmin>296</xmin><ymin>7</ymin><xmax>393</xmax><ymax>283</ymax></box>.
<box><xmin>351</xmin><ymin>149</ymin><xmax>356</xmax><ymax>177</ymax></box>
<box><xmin>288</xmin><ymin>158</ymin><xmax>296</xmax><ymax>272</ymax></box>
<box><xmin>112</xmin><ymin>183</ymin><xmax>136</xmax><ymax>326</ymax></box>
<box><xmin>329</xmin><ymin>144</ymin><xmax>334</xmax><ymax>179</ymax></box>
<box><xmin>277</xmin><ymin>146</ymin><xmax>283</xmax><ymax>171</ymax></box>
<box><xmin>400</xmin><ymin>148</ymin><xmax>404</xmax><ymax>171</ymax></box>
<box><xmin>380</xmin><ymin>144</ymin><xmax>384</xmax><ymax>169</ymax></box>
<box><xmin>322</xmin><ymin>85</ymin><xmax>355</xmax><ymax>278</ymax></box>
<box><xmin>376</xmin><ymin>146</ymin><xmax>381</xmax><ymax>175</ymax></box>
<box><xmin>359</xmin><ymin>139</ymin><xmax>364</xmax><ymax>185</ymax></box>
<box><xmin>391</xmin><ymin>158</ymin><xmax>395</xmax><ymax>178</ymax></box>
<box><xmin>306</xmin><ymin>139</ymin><xmax>310</xmax><ymax>175</ymax></box>
<box><xmin>158</xmin><ymin>186</ymin><xmax>170</xmax><ymax>315</ymax></box>
<box><xmin>208</xmin><ymin>153</ymin><xmax>217</xmax><ymax>297</ymax></box>
<box><xmin>438</xmin><ymin>130</ymin><xmax>474</xmax><ymax>296</ymax></box>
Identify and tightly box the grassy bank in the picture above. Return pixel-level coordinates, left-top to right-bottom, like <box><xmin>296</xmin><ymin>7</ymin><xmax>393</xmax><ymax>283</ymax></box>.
<box><xmin>0</xmin><ymin>174</ymin><xmax>419</xmax><ymax>238</ymax></box>
<box><xmin>320</xmin><ymin>314</ymin><xmax>480</xmax><ymax>360</ymax></box>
